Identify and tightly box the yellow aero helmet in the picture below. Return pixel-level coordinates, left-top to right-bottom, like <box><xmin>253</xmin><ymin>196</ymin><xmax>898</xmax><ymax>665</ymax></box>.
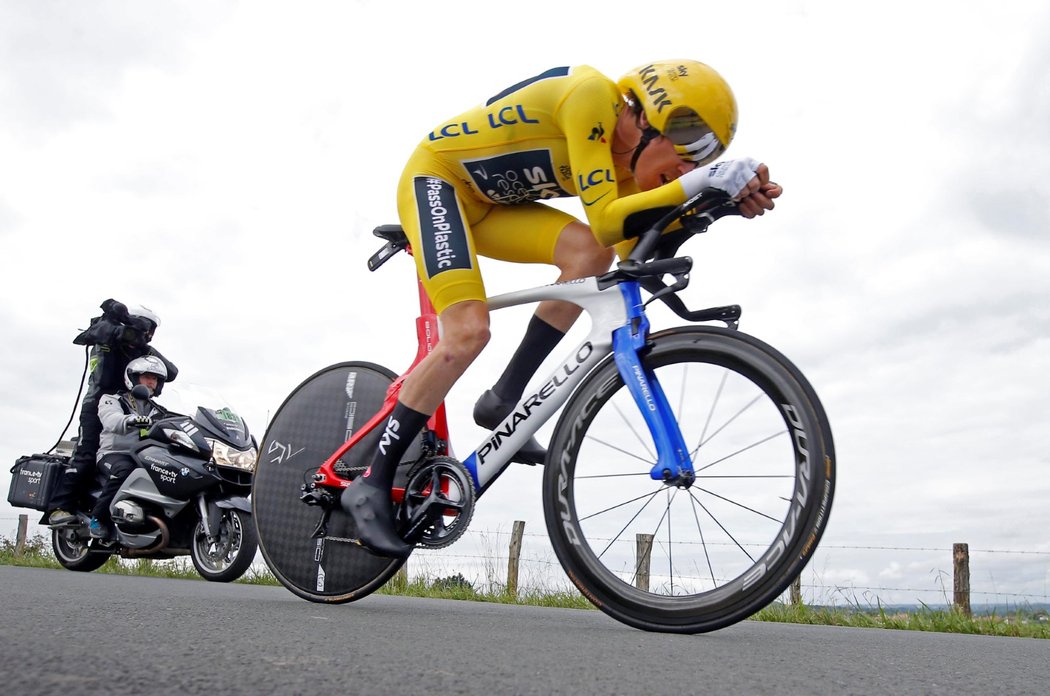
<box><xmin>617</xmin><ymin>60</ymin><xmax>738</xmax><ymax>166</ymax></box>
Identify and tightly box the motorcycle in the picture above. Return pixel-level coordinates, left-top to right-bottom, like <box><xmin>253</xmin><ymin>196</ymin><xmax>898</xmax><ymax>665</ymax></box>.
<box><xmin>44</xmin><ymin>386</ymin><xmax>259</xmax><ymax>582</ymax></box>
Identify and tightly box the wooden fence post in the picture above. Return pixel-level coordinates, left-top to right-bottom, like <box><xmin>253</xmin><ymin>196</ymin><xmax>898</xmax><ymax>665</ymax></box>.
<box><xmin>953</xmin><ymin>543</ymin><xmax>971</xmax><ymax>617</ymax></box>
<box><xmin>506</xmin><ymin>520</ymin><xmax>525</xmax><ymax>597</ymax></box>
<box><xmin>790</xmin><ymin>575</ymin><xmax>802</xmax><ymax>606</ymax></box>
<box><xmin>15</xmin><ymin>514</ymin><xmax>29</xmax><ymax>558</ymax></box>
<box><xmin>635</xmin><ymin>533</ymin><xmax>654</xmax><ymax>592</ymax></box>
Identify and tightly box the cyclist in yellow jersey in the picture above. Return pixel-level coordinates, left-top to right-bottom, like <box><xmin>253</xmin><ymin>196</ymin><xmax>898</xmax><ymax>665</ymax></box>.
<box><xmin>343</xmin><ymin>60</ymin><xmax>782</xmax><ymax>557</ymax></box>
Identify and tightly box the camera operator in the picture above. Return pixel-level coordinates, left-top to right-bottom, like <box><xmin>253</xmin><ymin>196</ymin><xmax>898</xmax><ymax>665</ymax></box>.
<box><xmin>46</xmin><ymin>299</ymin><xmax>178</xmax><ymax>523</ymax></box>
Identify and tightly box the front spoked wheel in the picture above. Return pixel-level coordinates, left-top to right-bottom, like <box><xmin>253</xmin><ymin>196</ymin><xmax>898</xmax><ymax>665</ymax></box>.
<box><xmin>543</xmin><ymin>326</ymin><xmax>835</xmax><ymax>634</ymax></box>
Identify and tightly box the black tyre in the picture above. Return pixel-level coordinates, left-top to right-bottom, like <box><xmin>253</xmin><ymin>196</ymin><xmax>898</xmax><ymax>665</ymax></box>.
<box><xmin>252</xmin><ymin>362</ymin><xmax>415</xmax><ymax>602</ymax></box>
<box><xmin>52</xmin><ymin>526</ymin><xmax>111</xmax><ymax>572</ymax></box>
<box><xmin>543</xmin><ymin>326</ymin><xmax>835</xmax><ymax>633</ymax></box>
<box><xmin>191</xmin><ymin>508</ymin><xmax>259</xmax><ymax>582</ymax></box>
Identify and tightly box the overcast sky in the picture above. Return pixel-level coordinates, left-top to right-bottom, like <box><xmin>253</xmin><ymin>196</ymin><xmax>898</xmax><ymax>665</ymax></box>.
<box><xmin>2</xmin><ymin>1</ymin><xmax>1047</xmax><ymax>605</ymax></box>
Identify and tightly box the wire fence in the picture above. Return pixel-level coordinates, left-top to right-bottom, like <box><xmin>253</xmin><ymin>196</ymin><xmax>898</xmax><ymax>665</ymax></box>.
<box><xmin>5</xmin><ymin>513</ymin><xmax>1048</xmax><ymax>609</ymax></box>
<box><xmin>406</xmin><ymin>526</ymin><xmax>1050</xmax><ymax>608</ymax></box>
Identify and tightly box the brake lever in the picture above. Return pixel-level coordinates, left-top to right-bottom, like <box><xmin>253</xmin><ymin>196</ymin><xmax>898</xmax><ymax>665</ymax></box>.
<box><xmin>639</xmin><ymin>276</ymin><xmax>743</xmax><ymax>329</ymax></box>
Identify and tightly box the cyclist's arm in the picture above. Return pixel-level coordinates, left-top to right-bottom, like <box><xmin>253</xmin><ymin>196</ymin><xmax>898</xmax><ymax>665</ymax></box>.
<box><xmin>556</xmin><ymin>77</ymin><xmax>691</xmax><ymax>247</ymax></box>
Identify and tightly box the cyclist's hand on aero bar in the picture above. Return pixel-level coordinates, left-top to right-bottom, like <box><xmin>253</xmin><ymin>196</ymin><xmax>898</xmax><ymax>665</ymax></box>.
<box><xmin>679</xmin><ymin>158</ymin><xmax>782</xmax><ymax>219</ymax></box>
<box><xmin>736</xmin><ymin>163</ymin><xmax>782</xmax><ymax>219</ymax></box>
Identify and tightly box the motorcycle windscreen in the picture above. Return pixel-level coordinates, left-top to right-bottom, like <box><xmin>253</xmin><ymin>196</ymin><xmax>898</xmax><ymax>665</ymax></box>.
<box><xmin>196</xmin><ymin>406</ymin><xmax>253</xmax><ymax>449</ymax></box>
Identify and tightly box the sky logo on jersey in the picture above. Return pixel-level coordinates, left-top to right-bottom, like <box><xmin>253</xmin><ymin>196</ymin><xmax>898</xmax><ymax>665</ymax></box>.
<box><xmin>463</xmin><ymin>150</ymin><xmax>570</xmax><ymax>205</ymax></box>
<box><xmin>414</xmin><ymin>177</ymin><xmax>472</xmax><ymax>278</ymax></box>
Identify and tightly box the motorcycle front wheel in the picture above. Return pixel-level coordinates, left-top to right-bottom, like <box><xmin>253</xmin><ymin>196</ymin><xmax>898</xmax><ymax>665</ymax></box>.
<box><xmin>191</xmin><ymin>508</ymin><xmax>259</xmax><ymax>582</ymax></box>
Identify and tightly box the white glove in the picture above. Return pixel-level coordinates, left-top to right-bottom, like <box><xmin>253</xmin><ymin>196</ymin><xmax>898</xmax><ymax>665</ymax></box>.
<box><xmin>678</xmin><ymin>157</ymin><xmax>761</xmax><ymax>199</ymax></box>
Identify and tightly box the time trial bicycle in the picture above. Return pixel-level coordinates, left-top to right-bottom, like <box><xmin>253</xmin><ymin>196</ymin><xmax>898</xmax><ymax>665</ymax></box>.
<box><xmin>251</xmin><ymin>190</ymin><xmax>835</xmax><ymax>634</ymax></box>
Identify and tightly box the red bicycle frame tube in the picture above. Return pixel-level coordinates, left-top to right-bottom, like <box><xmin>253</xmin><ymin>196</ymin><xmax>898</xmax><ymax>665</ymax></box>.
<box><xmin>311</xmin><ymin>249</ymin><xmax>451</xmax><ymax>498</ymax></box>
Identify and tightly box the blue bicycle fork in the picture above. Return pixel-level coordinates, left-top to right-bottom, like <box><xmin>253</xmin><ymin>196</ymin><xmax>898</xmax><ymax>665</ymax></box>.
<box><xmin>613</xmin><ymin>282</ymin><xmax>695</xmax><ymax>485</ymax></box>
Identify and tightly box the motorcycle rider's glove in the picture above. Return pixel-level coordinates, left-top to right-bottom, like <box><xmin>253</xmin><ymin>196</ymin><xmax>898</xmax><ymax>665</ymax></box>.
<box><xmin>126</xmin><ymin>415</ymin><xmax>153</xmax><ymax>430</ymax></box>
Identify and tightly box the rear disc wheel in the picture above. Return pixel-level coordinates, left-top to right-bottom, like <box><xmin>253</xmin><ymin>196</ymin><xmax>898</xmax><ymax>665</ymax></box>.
<box><xmin>252</xmin><ymin>362</ymin><xmax>418</xmax><ymax>603</ymax></box>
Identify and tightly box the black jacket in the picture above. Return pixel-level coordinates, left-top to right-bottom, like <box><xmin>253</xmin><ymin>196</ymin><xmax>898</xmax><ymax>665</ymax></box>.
<box><xmin>74</xmin><ymin>309</ymin><xmax>179</xmax><ymax>395</ymax></box>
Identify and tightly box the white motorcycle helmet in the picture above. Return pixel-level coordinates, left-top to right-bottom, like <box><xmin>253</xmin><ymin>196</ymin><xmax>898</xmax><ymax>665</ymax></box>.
<box><xmin>127</xmin><ymin>304</ymin><xmax>161</xmax><ymax>340</ymax></box>
<box><xmin>124</xmin><ymin>355</ymin><xmax>168</xmax><ymax>391</ymax></box>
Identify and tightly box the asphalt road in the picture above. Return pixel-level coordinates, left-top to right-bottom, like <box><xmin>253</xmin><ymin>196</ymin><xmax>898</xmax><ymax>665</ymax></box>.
<box><xmin>1</xmin><ymin>565</ymin><xmax>1046</xmax><ymax>695</ymax></box>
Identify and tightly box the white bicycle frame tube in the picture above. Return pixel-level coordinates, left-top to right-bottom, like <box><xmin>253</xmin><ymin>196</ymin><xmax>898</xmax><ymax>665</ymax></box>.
<box><xmin>461</xmin><ymin>277</ymin><xmax>630</xmax><ymax>491</ymax></box>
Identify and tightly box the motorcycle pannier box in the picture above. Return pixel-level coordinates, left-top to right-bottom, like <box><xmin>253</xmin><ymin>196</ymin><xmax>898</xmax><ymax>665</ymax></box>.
<box><xmin>7</xmin><ymin>454</ymin><xmax>68</xmax><ymax>511</ymax></box>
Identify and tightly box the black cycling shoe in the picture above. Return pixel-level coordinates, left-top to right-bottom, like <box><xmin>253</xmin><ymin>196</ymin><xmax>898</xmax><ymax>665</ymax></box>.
<box><xmin>473</xmin><ymin>389</ymin><xmax>547</xmax><ymax>466</ymax></box>
<box><xmin>340</xmin><ymin>480</ymin><xmax>412</xmax><ymax>559</ymax></box>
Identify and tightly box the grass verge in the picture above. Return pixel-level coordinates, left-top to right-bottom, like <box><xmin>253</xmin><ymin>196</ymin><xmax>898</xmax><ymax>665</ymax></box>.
<box><xmin>4</xmin><ymin>532</ymin><xmax>1047</xmax><ymax>638</ymax></box>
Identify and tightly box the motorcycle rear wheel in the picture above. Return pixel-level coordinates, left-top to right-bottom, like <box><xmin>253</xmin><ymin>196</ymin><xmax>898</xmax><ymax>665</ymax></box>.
<box><xmin>52</xmin><ymin>526</ymin><xmax>111</xmax><ymax>572</ymax></box>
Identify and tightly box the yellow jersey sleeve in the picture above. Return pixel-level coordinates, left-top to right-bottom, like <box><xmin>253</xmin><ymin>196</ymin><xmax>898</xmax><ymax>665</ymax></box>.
<box><xmin>554</xmin><ymin>70</ymin><xmax>691</xmax><ymax>247</ymax></box>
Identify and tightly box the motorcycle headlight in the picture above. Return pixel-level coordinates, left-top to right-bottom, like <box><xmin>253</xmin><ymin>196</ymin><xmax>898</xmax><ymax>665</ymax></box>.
<box><xmin>206</xmin><ymin>438</ymin><xmax>257</xmax><ymax>472</ymax></box>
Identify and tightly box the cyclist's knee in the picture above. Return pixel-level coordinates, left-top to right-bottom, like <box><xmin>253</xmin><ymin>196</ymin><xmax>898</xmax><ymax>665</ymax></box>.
<box><xmin>554</xmin><ymin>222</ymin><xmax>615</xmax><ymax>277</ymax></box>
<box><xmin>447</xmin><ymin>323</ymin><xmax>490</xmax><ymax>358</ymax></box>
<box><xmin>439</xmin><ymin>301</ymin><xmax>491</xmax><ymax>362</ymax></box>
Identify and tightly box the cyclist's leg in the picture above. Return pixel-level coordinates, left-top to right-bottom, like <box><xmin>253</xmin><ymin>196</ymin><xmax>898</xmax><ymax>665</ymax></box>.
<box><xmin>473</xmin><ymin>205</ymin><xmax>615</xmax><ymax>332</ymax></box>
<box><xmin>397</xmin><ymin>166</ymin><xmax>494</xmax><ymax>409</ymax></box>
<box><xmin>538</xmin><ymin>218</ymin><xmax>617</xmax><ymax>329</ymax></box>
<box><xmin>342</xmin><ymin>164</ymin><xmax>491</xmax><ymax>557</ymax></box>
<box><xmin>471</xmin><ymin>210</ymin><xmax>614</xmax><ymax>461</ymax></box>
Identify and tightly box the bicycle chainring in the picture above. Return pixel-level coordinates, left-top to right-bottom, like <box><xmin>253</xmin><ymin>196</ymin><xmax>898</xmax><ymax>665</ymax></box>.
<box><xmin>397</xmin><ymin>456</ymin><xmax>475</xmax><ymax>550</ymax></box>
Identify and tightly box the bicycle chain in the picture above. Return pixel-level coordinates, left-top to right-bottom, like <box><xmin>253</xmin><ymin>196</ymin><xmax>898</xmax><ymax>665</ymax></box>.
<box><xmin>332</xmin><ymin>460</ymin><xmax>366</xmax><ymax>478</ymax></box>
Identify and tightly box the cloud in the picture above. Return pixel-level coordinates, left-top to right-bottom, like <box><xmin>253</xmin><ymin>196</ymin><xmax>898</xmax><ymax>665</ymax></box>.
<box><xmin>0</xmin><ymin>1</ymin><xmax>231</xmax><ymax>136</ymax></box>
